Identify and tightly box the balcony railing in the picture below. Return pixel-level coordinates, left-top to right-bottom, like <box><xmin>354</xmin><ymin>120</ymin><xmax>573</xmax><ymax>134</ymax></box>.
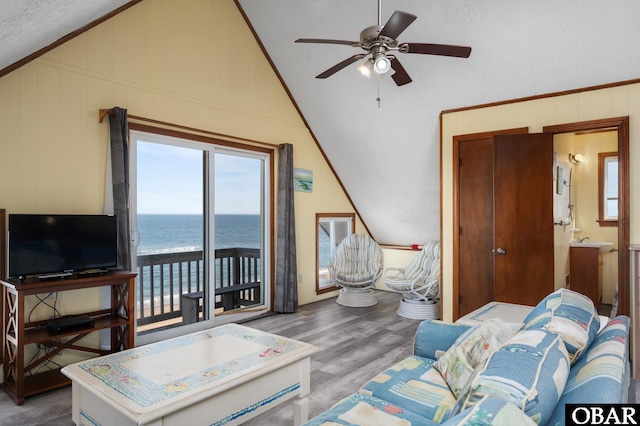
<box><xmin>136</xmin><ymin>248</ymin><xmax>261</xmax><ymax>327</ymax></box>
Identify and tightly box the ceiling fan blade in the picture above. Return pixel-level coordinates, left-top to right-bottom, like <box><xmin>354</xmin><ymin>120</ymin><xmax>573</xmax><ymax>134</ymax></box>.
<box><xmin>403</xmin><ymin>43</ymin><xmax>472</xmax><ymax>58</ymax></box>
<box><xmin>316</xmin><ymin>54</ymin><xmax>365</xmax><ymax>79</ymax></box>
<box><xmin>295</xmin><ymin>38</ymin><xmax>358</xmax><ymax>46</ymax></box>
<box><xmin>379</xmin><ymin>11</ymin><xmax>417</xmax><ymax>40</ymax></box>
<box><xmin>390</xmin><ymin>58</ymin><xmax>412</xmax><ymax>86</ymax></box>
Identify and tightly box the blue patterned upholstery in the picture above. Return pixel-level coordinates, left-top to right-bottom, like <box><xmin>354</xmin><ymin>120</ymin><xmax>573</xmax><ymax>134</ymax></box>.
<box><xmin>303</xmin><ymin>393</ymin><xmax>441</xmax><ymax>426</ymax></box>
<box><xmin>360</xmin><ymin>356</ymin><xmax>457</xmax><ymax>423</ymax></box>
<box><xmin>547</xmin><ymin>316</ymin><xmax>630</xmax><ymax>425</ymax></box>
<box><xmin>303</xmin><ymin>294</ymin><xmax>630</xmax><ymax>426</ymax></box>
<box><xmin>443</xmin><ymin>396</ymin><xmax>537</xmax><ymax>425</ymax></box>
<box><xmin>455</xmin><ymin>329</ymin><xmax>570</xmax><ymax>425</ymax></box>
<box><xmin>523</xmin><ymin>288</ymin><xmax>600</xmax><ymax>364</ymax></box>
<box><xmin>433</xmin><ymin>320</ymin><xmax>523</xmax><ymax>398</ymax></box>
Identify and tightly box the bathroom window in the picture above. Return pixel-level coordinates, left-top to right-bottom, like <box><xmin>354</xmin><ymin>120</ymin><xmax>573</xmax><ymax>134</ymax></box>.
<box><xmin>598</xmin><ymin>152</ymin><xmax>618</xmax><ymax>226</ymax></box>
<box><xmin>316</xmin><ymin>214</ymin><xmax>354</xmax><ymax>294</ymax></box>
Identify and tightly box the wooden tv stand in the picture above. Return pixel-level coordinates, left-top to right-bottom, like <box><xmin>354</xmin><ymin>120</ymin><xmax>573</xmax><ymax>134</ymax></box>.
<box><xmin>1</xmin><ymin>271</ymin><xmax>136</xmax><ymax>405</ymax></box>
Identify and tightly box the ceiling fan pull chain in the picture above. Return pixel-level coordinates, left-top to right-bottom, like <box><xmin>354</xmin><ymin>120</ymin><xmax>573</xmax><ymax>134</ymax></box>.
<box><xmin>377</xmin><ymin>75</ymin><xmax>382</xmax><ymax>107</ymax></box>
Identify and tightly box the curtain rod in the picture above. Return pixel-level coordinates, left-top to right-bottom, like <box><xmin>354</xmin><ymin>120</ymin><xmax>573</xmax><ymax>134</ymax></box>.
<box><xmin>98</xmin><ymin>108</ymin><xmax>279</xmax><ymax>148</ymax></box>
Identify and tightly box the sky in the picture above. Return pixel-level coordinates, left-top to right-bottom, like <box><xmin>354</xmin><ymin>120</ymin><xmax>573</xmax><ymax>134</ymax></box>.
<box><xmin>135</xmin><ymin>141</ymin><xmax>262</xmax><ymax>215</ymax></box>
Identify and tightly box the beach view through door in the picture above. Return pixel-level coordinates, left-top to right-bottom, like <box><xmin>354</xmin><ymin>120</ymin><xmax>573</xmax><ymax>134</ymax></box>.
<box><xmin>132</xmin><ymin>137</ymin><xmax>212</xmax><ymax>344</ymax></box>
<box><xmin>130</xmin><ymin>130</ymin><xmax>269</xmax><ymax>344</ymax></box>
<box><xmin>213</xmin><ymin>151</ymin><xmax>266</xmax><ymax>322</ymax></box>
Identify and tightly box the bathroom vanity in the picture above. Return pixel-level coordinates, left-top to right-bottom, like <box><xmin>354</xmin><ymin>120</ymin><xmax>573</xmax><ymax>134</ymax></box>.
<box><xmin>569</xmin><ymin>244</ymin><xmax>609</xmax><ymax>310</ymax></box>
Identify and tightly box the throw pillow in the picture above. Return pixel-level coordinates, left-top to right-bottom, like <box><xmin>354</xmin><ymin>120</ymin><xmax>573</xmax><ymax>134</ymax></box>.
<box><xmin>433</xmin><ymin>319</ymin><xmax>523</xmax><ymax>398</ymax></box>
<box><xmin>545</xmin><ymin>316</ymin><xmax>630</xmax><ymax>425</ymax></box>
<box><xmin>456</xmin><ymin>329</ymin><xmax>570</xmax><ymax>425</ymax></box>
<box><xmin>523</xmin><ymin>288</ymin><xmax>600</xmax><ymax>364</ymax></box>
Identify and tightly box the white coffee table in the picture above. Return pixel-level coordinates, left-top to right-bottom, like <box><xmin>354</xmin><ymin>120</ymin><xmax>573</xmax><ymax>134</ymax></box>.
<box><xmin>61</xmin><ymin>323</ymin><xmax>316</xmax><ymax>426</ymax></box>
<box><xmin>456</xmin><ymin>301</ymin><xmax>534</xmax><ymax>326</ymax></box>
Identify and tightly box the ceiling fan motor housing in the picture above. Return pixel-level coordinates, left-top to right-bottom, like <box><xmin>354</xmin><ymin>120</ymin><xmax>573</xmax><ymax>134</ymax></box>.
<box><xmin>359</xmin><ymin>25</ymin><xmax>398</xmax><ymax>50</ymax></box>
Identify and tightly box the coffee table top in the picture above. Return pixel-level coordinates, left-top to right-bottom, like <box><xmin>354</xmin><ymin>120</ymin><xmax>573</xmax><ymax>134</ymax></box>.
<box><xmin>61</xmin><ymin>323</ymin><xmax>316</xmax><ymax>417</ymax></box>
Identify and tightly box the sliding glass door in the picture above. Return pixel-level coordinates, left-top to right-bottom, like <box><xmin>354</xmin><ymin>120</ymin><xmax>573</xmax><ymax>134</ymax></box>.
<box><xmin>130</xmin><ymin>130</ymin><xmax>269</xmax><ymax>344</ymax></box>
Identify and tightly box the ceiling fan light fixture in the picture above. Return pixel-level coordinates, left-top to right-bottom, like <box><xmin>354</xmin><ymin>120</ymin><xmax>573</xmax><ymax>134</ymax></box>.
<box><xmin>373</xmin><ymin>53</ymin><xmax>391</xmax><ymax>74</ymax></box>
<box><xmin>357</xmin><ymin>59</ymin><xmax>374</xmax><ymax>78</ymax></box>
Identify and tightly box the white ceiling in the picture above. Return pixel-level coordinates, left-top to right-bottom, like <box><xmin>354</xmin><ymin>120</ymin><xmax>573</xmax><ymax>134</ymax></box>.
<box><xmin>2</xmin><ymin>0</ymin><xmax>640</xmax><ymax>245</ymax></box>
<box><xmin>237</xmin><ymin>0</ymin><xmax>640</xmax><ymax>244</ymax></box>
<box><xmin>0</xmin><ymin>0</ymin><xmax>131</xmax><ymax>70</ymax></box>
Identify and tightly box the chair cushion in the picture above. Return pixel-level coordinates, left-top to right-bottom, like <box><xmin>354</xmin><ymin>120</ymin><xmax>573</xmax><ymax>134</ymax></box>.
<box><xmin>433</xmin><ymin>319</ymin><xmax>523</xmax><ymax>398</ymax></box>
<box><xmin>522</xmin><ymin>288</ymin><xmax>600</xmax><ymax>364</ymax></box>
<box><xmin>456</xmin><ymin>329</ymin><xmax>570</xmax><ymax>425</ymax></box>
<box><xmin>385</xmin><ymin>241</ymin><xmax>440</xmax><ymax>297</ymax></box>
<box><xmin>329</xmin><ymin>234</ymin><xmax>383</xmax><ymax>286</ymax></box>
<box><xmin>402</xmin><ymin>240</ymin><xmax>440</xmax><ymax>280</ymax></box>
<box><xmin>443</xmin><ymin>396</ymin><xmax>537</xmax><ymax>426</ymax></box>
<box><xmin>303</xmin><ymin>393</ymin><xmax>440</xmax><ymax>426</ymax></box>
<box><xmin>360</xmin><ymin>356</ymin><xmax>457</xmax><ymax>423</ymax></box>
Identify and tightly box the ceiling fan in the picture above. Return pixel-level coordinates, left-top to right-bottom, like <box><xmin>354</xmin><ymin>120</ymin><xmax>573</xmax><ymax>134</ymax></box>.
<box><xmin>295</xmin><ymin>0</ymin><xmax>472</xmax><ymax>86</ymax></box>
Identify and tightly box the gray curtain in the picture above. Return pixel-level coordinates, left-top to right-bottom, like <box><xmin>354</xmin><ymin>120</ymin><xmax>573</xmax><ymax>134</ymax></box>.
<box><xmin>108</xmin><ymin>107</ymin><xmax>132</xmax><ymax>271</ymax></box>
<box><xmin>274</xmin><ymin>143</ymin><xmax>298</xmax><ymax>313</ymax></box>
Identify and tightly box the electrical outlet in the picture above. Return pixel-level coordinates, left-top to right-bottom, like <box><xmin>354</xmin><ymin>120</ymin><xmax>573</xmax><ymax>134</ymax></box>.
<box><xmin>298</xmin><ymin>274</ymin><xmax>303</xmax><ymax>283</ymax></box>
<box><xmin>44</xmin><ymin>292</ymin><xmax>57</xmax><ymax>299</ymax></box>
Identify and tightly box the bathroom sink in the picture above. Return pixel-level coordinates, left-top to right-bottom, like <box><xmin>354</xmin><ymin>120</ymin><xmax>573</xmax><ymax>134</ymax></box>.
<box><xmin>570</xmin><ymin>241</ymin><xmax>614</xmax><ymax>253</ymax></box>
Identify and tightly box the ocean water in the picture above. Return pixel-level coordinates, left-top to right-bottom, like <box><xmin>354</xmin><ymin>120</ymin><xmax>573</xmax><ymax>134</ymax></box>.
<box><xmin>135</xmin><ymin>214</ymin><xmax>262</xmax><ymax>311</ymax></box>
<box><xmin>136</xmin><ymin>214</ymin><xmax>261</xmax><ymax>254</ymax></box>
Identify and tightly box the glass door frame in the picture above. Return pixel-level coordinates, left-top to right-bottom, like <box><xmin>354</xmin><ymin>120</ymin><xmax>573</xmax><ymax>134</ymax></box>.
<box><xmin>129</xmin><ymin>128</ymin><xmax>272</xmax><ymax>345</ymax></box>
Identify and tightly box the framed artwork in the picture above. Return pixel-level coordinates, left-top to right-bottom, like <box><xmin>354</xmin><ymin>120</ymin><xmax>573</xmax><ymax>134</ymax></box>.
<box><xmin>294</xmin><ymin>168</ymin><xmax>313</xmax><ymax>192</ymax></box>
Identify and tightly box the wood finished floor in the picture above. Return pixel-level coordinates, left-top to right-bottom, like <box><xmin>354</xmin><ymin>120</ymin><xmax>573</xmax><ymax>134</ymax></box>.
<box><xmin>0</xmin><ymin>291</ymin><xmax>419</xmax><ymax>425</ymax></box>
<box><xmin>0</xmin><ymin>290</ymin><xmax>637</xmax><ymax>425</ymax></box>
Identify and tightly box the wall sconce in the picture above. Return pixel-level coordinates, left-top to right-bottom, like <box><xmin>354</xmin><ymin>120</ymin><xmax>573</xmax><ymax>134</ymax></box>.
<box><xmin>569</xmin><ymin>153</ymin><xmax>585</xmax><ymax>164</ymax></box>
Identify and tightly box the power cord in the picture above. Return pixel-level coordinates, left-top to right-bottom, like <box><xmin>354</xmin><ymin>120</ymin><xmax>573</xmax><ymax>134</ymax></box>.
<box><xmin>26</xmin><ymin>293</ymin><xmax>63</xmax><ymax>375</ymax></box>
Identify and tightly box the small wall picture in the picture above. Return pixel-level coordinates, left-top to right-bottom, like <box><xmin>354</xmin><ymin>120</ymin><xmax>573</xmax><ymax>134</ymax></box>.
<box><xmin>294</xmin><ymin>168</ymin><xmax>313</xmax><ymax>192</ymax></box>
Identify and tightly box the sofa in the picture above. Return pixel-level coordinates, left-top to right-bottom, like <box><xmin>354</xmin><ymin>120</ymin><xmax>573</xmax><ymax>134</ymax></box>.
<box><xmin>303</xmin><ymin>288</ymin><xmax>630</xmax><ymax>425</ymax></box>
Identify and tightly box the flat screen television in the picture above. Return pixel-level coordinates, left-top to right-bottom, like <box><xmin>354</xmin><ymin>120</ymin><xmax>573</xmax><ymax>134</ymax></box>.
<box><xmin>8</xmin><ymin>214</ymin><xmax>118</xmax><ymax>279</ymax></box>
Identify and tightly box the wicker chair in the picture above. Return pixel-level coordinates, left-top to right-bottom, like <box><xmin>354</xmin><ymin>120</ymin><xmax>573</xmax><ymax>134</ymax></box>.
<box><xmin>384</xmin><ymin>241</ymin><xmax>440</xmax><ymax>319</ymax></box>
<box><xmin>328</xmin><ymin>234</ymin><xmax>383</xmax><ymax>307</ymax></box>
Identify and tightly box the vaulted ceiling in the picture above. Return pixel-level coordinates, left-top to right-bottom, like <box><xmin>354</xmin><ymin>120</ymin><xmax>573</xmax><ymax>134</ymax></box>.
<box><xmin>2</xmin><ymin>0</ymin><xmax>640</xmax><ymax>245</ymax></box>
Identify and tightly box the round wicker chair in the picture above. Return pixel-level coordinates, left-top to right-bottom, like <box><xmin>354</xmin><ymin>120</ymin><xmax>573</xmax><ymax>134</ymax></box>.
<box><xmin>384</xmin><ymin>241</ymin><xmax>440</xmax><ymax>319</ymax></box>
<box><xmin>328</xmin><ymin>234</ymin><xmax>383</xmax><ymax>307</ymax></box>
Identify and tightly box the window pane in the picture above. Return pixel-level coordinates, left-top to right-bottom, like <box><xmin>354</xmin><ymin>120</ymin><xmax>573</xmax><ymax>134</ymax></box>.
<box><xmin>317</xmin><ymin>215</ymin><xmax>353</xmax><ymax>291</ymax></box>
<box><xmin>605</xmin><ymin>157</ymin><xmax>618</xmax><ymax>198</ymax></box>
<box><xmin>604</xmin><ymin>156</ymin><xmax>618</xmax><ymax>219</ymax></box>
<box><xmin>135</xmin><ymin>141</ymin><xmax>207</xmax><ymax>336</ymax></box>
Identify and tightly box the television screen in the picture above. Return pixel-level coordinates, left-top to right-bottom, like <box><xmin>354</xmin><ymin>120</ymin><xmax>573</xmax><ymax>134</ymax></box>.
<box><xmin>8</xmin><ymin>214</ymin><xmax>118</xmax><ymax>279</ymax></box>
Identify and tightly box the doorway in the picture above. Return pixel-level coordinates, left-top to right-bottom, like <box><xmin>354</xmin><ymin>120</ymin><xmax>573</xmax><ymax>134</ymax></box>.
<box><xmin>452</xmin><ymin>117</ymin><xmax>630</xmax><ymax>319</ymax></box>
<box><xmin>544</xmin><ymin>117</ymin><xmax>630</xmax><ymax>317</ymax></box>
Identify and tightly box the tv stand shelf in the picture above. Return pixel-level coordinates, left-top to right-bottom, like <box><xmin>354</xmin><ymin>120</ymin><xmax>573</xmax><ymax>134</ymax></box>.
<box><xmin>1</xmin><ymin>271</ymin><xmax>136</xmax><ymax>405</ymax></box>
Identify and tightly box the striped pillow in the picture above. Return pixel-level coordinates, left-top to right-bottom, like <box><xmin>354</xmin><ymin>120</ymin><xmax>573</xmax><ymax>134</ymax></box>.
<box><xmin>433</xmin><ymin>319</ymin><xmax>523</xmax><ymax>398</ymax></box>
<box><xmin>523</xmin><ymin>288</ymin><xmax>600</xmax><ymax>364</ymax></box>
<box><xmin>456</xmin><ymin>329</ymin><xmax>570</xmax><ymax>425</ymax></box>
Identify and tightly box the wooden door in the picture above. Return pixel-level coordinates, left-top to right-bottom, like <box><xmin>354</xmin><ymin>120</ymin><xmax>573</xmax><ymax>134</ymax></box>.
<box><xmin>493</xmin><ymin>133</ymin><xmax>554</xmax><ymax>306</ymax></box>
<box><xmin>455</xmin><ymin>133</ymin><xmax>554</xmax><ymax>317</ymax></box>
<box><xmin>458</xmin><ymin>138</ymin><xmax>495</xmax><ymax>316</ymax></box>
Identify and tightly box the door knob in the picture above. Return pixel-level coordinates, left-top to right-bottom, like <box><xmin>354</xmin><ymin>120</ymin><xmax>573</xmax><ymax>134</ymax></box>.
<box><xmin>495</xmin><ymin>247</ymin><xmax>506</xmax><ymax>255</ymax></box>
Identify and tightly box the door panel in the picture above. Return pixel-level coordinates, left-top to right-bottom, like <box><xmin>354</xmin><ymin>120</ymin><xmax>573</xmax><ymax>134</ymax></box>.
<box><xmin>493</xmin><ymin>133</ymin><xmax>554</xmax><ymax>306</ymax></box>
<box><xmin>458</xmin><ymin>139</ymin><xmax>495</xmax><ymax>316</ymax></box>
